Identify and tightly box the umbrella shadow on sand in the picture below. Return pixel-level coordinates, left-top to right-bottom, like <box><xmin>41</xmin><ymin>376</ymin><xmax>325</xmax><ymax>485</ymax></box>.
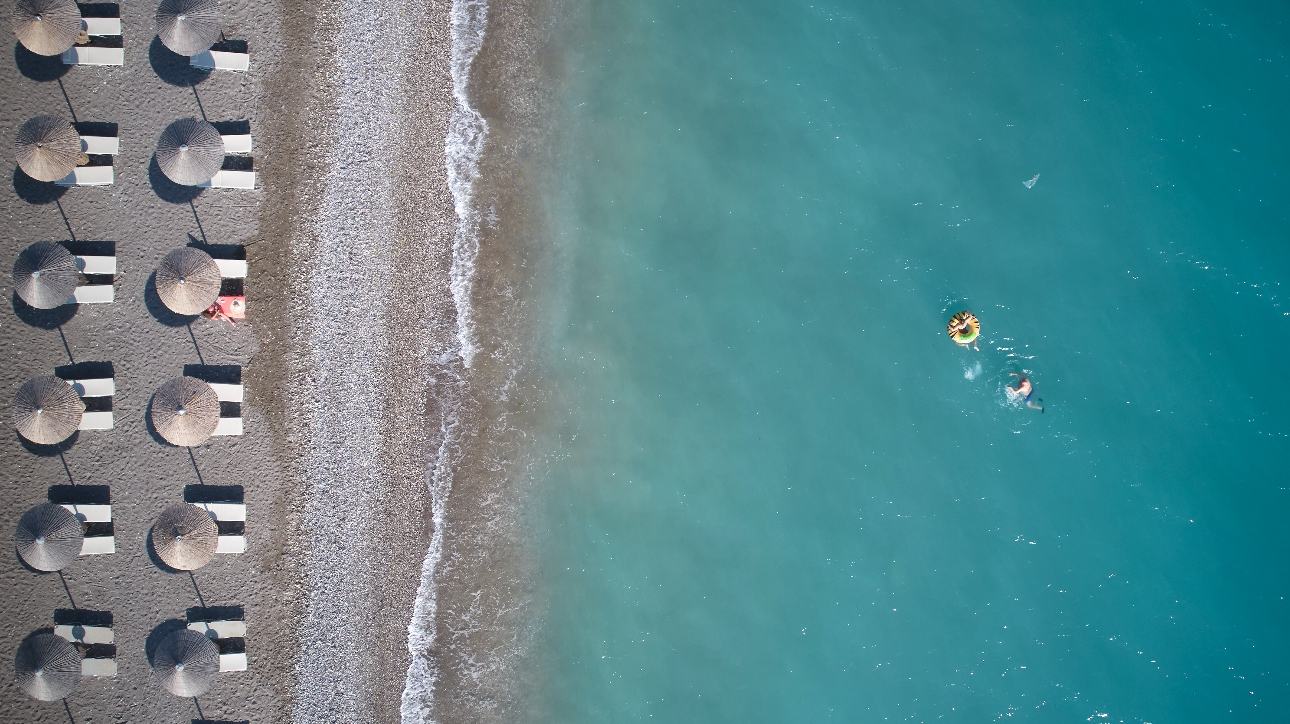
<box><xmin>12</xmin><ymin>166</ymin><xmax>68</xmax><ymax>205</ymax></box>
<box><xmin>12</xmin><ymin>292</ymin><xmax>78</xmax><ymax>329</ymax></box>
<box><xmin>14</xmin><ymin>42</ymin><xmax>69</xmax><ymax>82</ymax></box>
<box><xmin>148</xmin><ymin>36</ymin><xmax>211</xmax><ymax>87</ymax></box>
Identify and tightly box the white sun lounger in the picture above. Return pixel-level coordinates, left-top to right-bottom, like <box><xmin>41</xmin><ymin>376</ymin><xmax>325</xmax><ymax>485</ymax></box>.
<box><xmin>188</xmin><ymin>620</ymin><xmax>247</xmax><ymax>638</ymax></box>
<box><xmin>64</xmin><ymin>377</ymin><xmax>114</xmax><ymax>430</ymax></box>
<box><xmin>209</xmin><ymin>383</ymin><xmax>244</xmax><ymax>403</ymax></box>
<box><xmin>75</xmin><ymin>255</ymin><xmax>116</xmax><ymax>275</ymax></box>
<box><xmin>77</xmin><ymin>411</ymin><xmax>112</xmax><ymax>430</ymax></box>
<box><xmin>209</xmin><ymin>382</ymin><xmax>244</xmax><ymax>437</ymax></box>
<box><xmin>198</xmin><ymin>170</ymin><xmax>255</xmax><ymax>189</ymax></box>
<box><xmin>66</xmin><ymin>256</ymin><xmax>116</xmax><ymax>305</ymax></box>
<box><xmin>60</xmin><ymin>503</ymin><xmax>111</xmax><ymax>523</ymax></box>
<box><xmin>214</xmin><ymin>259</ymin><xmax>248</xmax><ymax>278</ymax></box>
<box><xmin>198</xmin><ymin>502</ymin><xmax>246</xmax><ymax>521</ymax></box>
<box><xmin>55</xmin><ymin>624</ymin><xmax>114</xmax><ymax>645</ymax></box>
<box><xmin>215</xmin><ymin>535</ymin><xmax>245</xmax><ymax>554</ymax></box>
<box><xmin>218</xmin><ymin>653</ymin><xmax>248</xmax><ymax>672</ymax></box>
<box><xmin>211</xmin><ymin>418</ymin><xmax>242</xmax><ymax>436</ymax></box>
<box><xmin>81</xmin><ymin>17</ymin><xmax>121</xmax><ymax>35</ymax></box>
<box><xmin>222</xmin><ymin>135</ymin><xmax>252</xmax><ymax>154</ymax></box>
<box><xmin>59</xmin><ymin>497</ymin><xmax>115</xmax><ymax>554</ymax></box>
<box><xmin>61</xmin><ymin>47</ymin><xmax>124</xmax><ymax>66</ymax></box>
<box><xmin>64</xmin><ymin>378</ymin><xmax>114</xmax><ymax>397</ymax></box>
<box><xmin>81</xmin><ymin>658</ymin><xmax>117</xmax><ymax>677</ymax></box>
<box><xmin>80</xmin><ymin>536</ymin><xmax>115</xmax><ymax>555</ymax></box>
<box><xmin>190</xmin><ymin>50</ymin><xmax>250</xmax><ymax>72</ymax></box>
<box><xmin>80</xmin><ymin>136</ymin><xmax>119</xmax><ymax>155</ymax></box>
<box><xmin>70</xmin><ymin>285</ymin><xmax>114</xmax><ymax>304</ymax></box>
<box><xmin>55</xmin><ymin>166</ymin><xmax>114</xmax><ymax>186</ymax></box>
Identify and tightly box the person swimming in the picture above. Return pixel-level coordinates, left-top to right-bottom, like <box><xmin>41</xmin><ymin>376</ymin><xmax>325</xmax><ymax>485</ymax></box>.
<box><xmin>1007</xmin><ymin>373</ymin><xmax>1044</xmax><ymax>412</ymax></box>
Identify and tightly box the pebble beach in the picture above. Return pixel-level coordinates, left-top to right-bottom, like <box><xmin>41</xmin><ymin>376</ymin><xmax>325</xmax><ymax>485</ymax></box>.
<box><xmin>0</xmin><ymin>0</ymin><xmax>525</xmax><ymax>719</ymax></box>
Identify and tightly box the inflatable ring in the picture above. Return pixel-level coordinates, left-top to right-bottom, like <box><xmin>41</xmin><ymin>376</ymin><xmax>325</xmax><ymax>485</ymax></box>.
<box><xmin>947</xmin><ymin>311</ymin><xmax>980</xmax><ymax>346</ymax></box>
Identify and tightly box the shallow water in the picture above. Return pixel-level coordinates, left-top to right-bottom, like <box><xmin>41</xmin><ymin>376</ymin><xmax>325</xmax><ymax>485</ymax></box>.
<box><xmin>523</xmin><ymin>0</ymin><xmax>1290</xmax><ymax>721</ymax></box>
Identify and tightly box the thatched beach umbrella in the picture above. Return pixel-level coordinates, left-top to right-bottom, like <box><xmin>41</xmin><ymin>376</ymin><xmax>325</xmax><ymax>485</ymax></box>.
<box><xmin>14</xmin><ymin>633</ymin><xmax>80</xmax><ymax>701</ymax></box>
<box><xmin>155</xmin><ymin>247</ymin><xmax>221</xmax><ymax>314</ymax></box>
<box><xmin>14</xmin><ymin>115</ymin><xmax>82</xmax><ymax>183</ymax></box>
<box><xmin>155</xmin><ymin>117</ymin><xmax>224</xmax><ymax>186</ymax></box>
<box><xmin>13</xmin><ymin>376</ymin><xmax>84</xmax><ymax>445</ymax></box>
<box><xmin>153</xmin><ymin>629</ymin><xmax>219</xmax><ymax>696</ymax></box>
<box><xmin>13</xmin><ymin>241</ymin><xmax>78</xmax><ymax>309</ymax></box>
<box><xmin>14</xmin><ymin>503</ymin><xmax>84</xmax><ymax>572</ymax></box>
<box><xmin>151</xmin><ymin>376</ymin><xmax>219</xmax><ymax>447</ymax></box>
<box><xmin>151</xmin><ymin>503</ymin><xmax>218</xmax><ymax>570</ymax></box>
<box><xmin>12</xmin><ymin>0</ymin><xmax>81</xmax><ymax>56</ymax></box>
<box><xmin>155</xmin><ymin>0</ymin><xmax>221</xmax><ymax>56</ymax></box>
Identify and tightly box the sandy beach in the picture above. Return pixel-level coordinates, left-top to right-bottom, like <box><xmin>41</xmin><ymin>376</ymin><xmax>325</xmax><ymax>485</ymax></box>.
<box><xmin>0</xmin><ymin>0</ymin><xmax>310</xmax><ymax>716</ymax></box>
<box><xmin>1</xmin><ymin>0</ymin><xmax>567</xmax><ymax>718</ymax></box>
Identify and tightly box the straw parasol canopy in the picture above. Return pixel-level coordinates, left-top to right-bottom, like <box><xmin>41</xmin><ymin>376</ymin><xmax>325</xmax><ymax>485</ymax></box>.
<box><xmin>13</xmin><ymin>241</ymin><xmax>78</xmax><ymax>309</ymax></box>
<box><xmin>153</xmin><ymin>629</ymin><xmax>219</xmax><ymax>696</ymax></box>
<box><xmin>155</xmin><ymin>247</ymin><xmax>221</xmax><ymax>314</ymax></box>
<box><xmin>151</xmin><ymin>503</ymin><xmax>218</xmax><ymax>570</ymax></box>
<box><xmin>14</xmin><ymin>633</ymin><xmax>80</xmax><ymax>701</ymax></box>
<box><xmin>12</xmin><ymin>0</ymin><xmax>81</xmax><ymax>56</ymax></box>
<box><xmin>155</xmin><ymin>0</ymin><xmax>221</xmax><ymax>56</ymax></box>
<box><xmin>14</xmin><ymin>503</ymin><xmax>84</xmax><ymax>572</ymax></box>
<box><xmin>14</xmin><ymin>115</ymin><xmax>82</xmax><ymax>182</ymax></box>
<box><xmin>13</xmin><ymin>376</ymin><xmax>84</xmax><ymax>445</ymax></box>
<box><xmin>155</xmin><ymin>117</ymin><xmax>224</xmax><ymax>186</ymax></box>
<box><xmin>151</xmin><ymin>376</ymin><xmax>220</xmax><ymax>447</ymax></box>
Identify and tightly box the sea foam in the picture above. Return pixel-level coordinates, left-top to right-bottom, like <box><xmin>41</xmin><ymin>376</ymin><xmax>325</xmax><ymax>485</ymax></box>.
<box><xmin>400</xmin><ymin>0</ymin><xmax>490</xmax><ymax>721</ymax></box>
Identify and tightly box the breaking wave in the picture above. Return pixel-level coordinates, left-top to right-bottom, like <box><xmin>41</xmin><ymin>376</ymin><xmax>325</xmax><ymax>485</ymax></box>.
<box><xmin>401</xmin><ymin>0</ymin><xmax>489</xmax><ymax>722</ymax></box>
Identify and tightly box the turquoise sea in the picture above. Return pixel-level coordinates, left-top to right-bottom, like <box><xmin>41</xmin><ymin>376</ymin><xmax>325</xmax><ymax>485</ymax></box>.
<box><xmin>524</xmin><ymin>0</ymin><xmax>1290</xmax><ymax>721</ymax></box>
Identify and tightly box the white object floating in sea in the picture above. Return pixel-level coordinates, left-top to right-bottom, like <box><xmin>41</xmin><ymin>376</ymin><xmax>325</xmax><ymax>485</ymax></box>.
<box><xmin>1023</xmin><ymin>174</ymin><xmax>1040</xmax><ymax>189</ymax></box>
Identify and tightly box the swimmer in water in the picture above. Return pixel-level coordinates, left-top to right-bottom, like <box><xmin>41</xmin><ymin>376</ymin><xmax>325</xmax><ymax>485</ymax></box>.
<box><xmin>1007</xmin><ymin>373</ymin><xmax>1044</xmax><ymax>412</ymax></box>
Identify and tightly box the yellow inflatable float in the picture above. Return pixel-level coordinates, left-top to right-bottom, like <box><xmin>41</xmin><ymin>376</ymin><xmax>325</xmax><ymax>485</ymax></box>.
<box><xmin>947</xmin><ymin>311</ymin><xmax>980</xmax><ymax>350</ymax></box>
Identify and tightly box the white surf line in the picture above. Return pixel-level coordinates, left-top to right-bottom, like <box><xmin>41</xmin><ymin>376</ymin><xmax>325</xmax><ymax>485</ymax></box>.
<box><xmin>445</xmin><ymin>0</ymin><xmax>490</xmax><ymax>371</ymax></box>
<box><xmin>401</xmin><ymin>0</ymin><xmax>489</xmax><ymax>721</ymax></box>
<box><xmin>292</xmin><ymin>0</ymin><xmax>410</xmax><ymax>720</ymax></box>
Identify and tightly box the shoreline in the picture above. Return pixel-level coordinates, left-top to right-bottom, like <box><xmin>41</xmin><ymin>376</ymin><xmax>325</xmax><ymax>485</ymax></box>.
<box><xmin>402</xmin><ymin>0</ymin><xmax>569</xmax><ymax>716</ymax></box>
<box><xmin>0</xmin><ymin>0</ymin><xmax>561</xmax><ymax>719</ymax></box>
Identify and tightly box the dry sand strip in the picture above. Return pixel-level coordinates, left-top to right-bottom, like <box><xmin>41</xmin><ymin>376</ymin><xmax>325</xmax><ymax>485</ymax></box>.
<box><xmin>288</xmin><ymin>0</ymin><xmax>456</xmax><ymax>721</ymax></box>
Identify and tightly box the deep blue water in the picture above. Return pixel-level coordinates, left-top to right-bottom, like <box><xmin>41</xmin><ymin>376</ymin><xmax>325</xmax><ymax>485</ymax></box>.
<box><xmin>526</xmin><ymin>1</ymin><xmax>1290</xmax><ymax>721</ymax></box>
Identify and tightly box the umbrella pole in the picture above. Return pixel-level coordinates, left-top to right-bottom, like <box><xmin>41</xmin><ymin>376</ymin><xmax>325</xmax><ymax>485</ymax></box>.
<box><xmin>57</xmin><ymin>571</ymin><xmax>77</xmax><ymax>610</ymax></box>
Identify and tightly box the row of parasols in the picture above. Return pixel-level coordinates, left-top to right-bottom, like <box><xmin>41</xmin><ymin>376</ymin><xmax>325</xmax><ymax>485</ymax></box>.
<box><xmin>15</xmin><ymin>0</ymin><xmax>227</xmax><ymax>57</ymax></box>
<box><xmin>17</xmin><ymin>241</ymin><xmax>230</xmax><ymax>313</ymax></box>
<box><xmin>16</xmin><ymin>375</ymin><xmax>231</xmax><ymax>446</ymax></box>
<box><xmin>21</xmin><ymin>502</ymin><xmax>222</xmax><ymax>572</ymax></box>
<box><xmin>20</xmin><ymin>628</ymin><xmax>223</xmax><ymax>700</ymax></box>
<box><xmin>17</xmin><ymin>114</ymin><xmax>234</xmax><ymax>186</ymax></box>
